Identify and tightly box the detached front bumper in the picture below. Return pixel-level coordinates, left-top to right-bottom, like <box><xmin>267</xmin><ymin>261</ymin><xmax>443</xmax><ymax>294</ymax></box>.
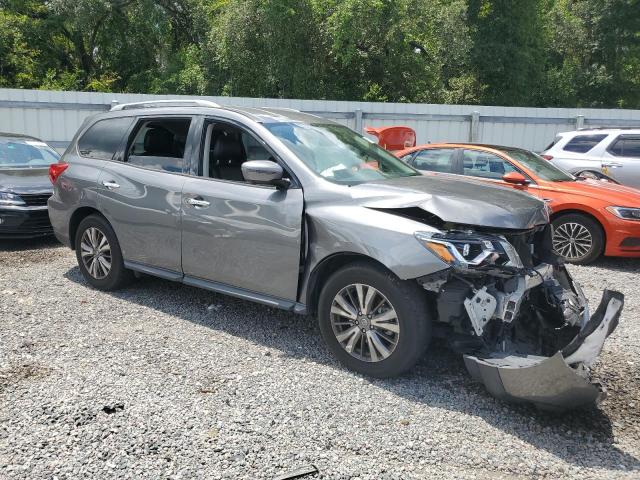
<box><xmin>464</xmin><ymin>290</ymin><xmax>624</xmax><ymax>411</ymax></box>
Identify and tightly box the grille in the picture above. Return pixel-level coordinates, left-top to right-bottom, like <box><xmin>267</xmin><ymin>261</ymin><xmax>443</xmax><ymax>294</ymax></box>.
<box><xmin>21</xmin><ymin>193</ymin><xmax>52</xmax><ymax>207</ymax></box>
<box><xmin>22</xmin><ymin>211</ymin><xmax>51</xmax><ymax>229</ymax></box>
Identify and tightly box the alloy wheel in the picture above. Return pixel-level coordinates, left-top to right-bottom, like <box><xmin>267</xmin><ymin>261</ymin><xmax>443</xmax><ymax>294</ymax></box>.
<box><xmin>330</xmin><ymin>284</ymin><xmax>400</xmax><ymax>363</ymax></box>
<box><xmin>80</xmin><ymin>227</ymin><xmax>112</xmax><ymax>279</ymax></box>
<box><xmin>553</xmin><ymin>222</ymin><xmax>593</xmax><ymax>260</ymax></box>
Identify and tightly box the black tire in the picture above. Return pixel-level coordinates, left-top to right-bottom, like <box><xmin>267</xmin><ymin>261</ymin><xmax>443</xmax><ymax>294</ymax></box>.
<box><xmin>551</xmin><ymin>213</ymin><xmax>605</xmax><ymax>265</ymax></box>
<box><xmin>317</xmin><ymin>261</ymin><xmax>432</xmax><ymax>378</ymax></box>
<box><xmin>74</xmin><ymin>214</ymin><xmax>133</xmax><ymax>290</ymax></box>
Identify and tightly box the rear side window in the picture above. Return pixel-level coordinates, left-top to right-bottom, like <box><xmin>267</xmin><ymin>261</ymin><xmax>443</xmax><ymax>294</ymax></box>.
<box><xmin>78</xmin><ymin>117</ymin><xmax>134</xmax><ymax>160</ymax></box>
<box><xmin>413</xmin><ymin>149</ymin><xmax>456</xmax><ymax>173</ymax></box>
<box><xmin>562</xmin><ymin>134</ymin><xmax>607</xmax><ymax>153</ymax></box>
<box><xmin>126</xmin><ymin>118</ymin><xmax>191</xmax><ymax>173</ymax></box>
<box><xmin>608</xmin><ymin>135</ymin><xmax>640</xmax><ymax>157</ymax></box>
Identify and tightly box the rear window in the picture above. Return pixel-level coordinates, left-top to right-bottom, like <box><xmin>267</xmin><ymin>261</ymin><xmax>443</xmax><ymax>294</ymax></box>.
<box><xmin>126</xmin><ymin>118</ymin><xmax>191</xmax><ymax>173</ymax></box>
<box><xmin>608</xmin><ymin>136</ymin><xmax>640</xmax><ymax>157</ymax></box>
<box><xmin>78</xmin><ymin>117</ymin><xmax>134</xmax><ymax>160</ymax></box>
<box><xmin>562</xmin><ymin>134</ymin><xmax>607</xmax><ymax>153</ymax></box>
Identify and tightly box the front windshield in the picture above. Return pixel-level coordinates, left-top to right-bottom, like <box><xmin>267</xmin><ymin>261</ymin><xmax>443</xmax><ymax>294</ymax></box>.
<box><xmin>0</xmin><ymin>138</ymin><xmax>60</xmax><ymax>168</ymax></box>
<box><xmin>501</xmin><ymin>148</ymin><xmax>574</xmax><ymax>182</ymax></box>
<box><xmin>264</xmin><ymin>122</ymin><xmax>420</xmax><ymax>184</ymax></box>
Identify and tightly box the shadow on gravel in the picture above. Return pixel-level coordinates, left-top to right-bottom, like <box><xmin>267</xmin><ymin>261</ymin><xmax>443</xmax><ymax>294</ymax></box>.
<box><xmin>0</xmin><ymin>235</ymin><xmax>59</xmax><ymax>252</ymax></box>
<box><xmin>589</xmin><ymin>256</ymin><xmax>640</xmax><ymax>273</ymax></box>
<box><xmin>0</xmin><ymin>236</ymin><xmax>61</xmax><ymax>266</ymax></box>
<box><xmin>64</xmin><ymin>266</ymin><xmax>640</xmax><ymax>473</ymax></box>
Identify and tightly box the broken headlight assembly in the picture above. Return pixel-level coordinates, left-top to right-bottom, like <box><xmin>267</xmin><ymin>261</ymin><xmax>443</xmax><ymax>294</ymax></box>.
<box><xmin>414</xmin><ymin>231</ymin><xmax>523</xmax><ymax>269</ymax></box>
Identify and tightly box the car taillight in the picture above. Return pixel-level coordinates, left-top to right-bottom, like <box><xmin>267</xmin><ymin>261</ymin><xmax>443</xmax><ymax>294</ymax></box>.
<box><xmin>541</xmin><ymin>154</ymin><xmax>553</xmax><ymax>161</ymax></box>
<box><xmin>49</xmin><ymin>162</ymin><xmax>69</xmax><ymax>184</ymax></box>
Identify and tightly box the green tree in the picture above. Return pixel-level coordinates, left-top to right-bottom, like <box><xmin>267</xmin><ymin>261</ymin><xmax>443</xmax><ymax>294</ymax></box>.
<box><xmin>468</xmin><ymin>0</ymin><xmax>547</xmax><ymax>106</ymax></box>
<box><xmin>207</xmin><ymin>0</ymin><xmax>325</xmax><ymax>98</ymax></box>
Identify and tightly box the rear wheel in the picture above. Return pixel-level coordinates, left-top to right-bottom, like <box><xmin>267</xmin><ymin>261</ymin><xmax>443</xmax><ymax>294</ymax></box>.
<box><xmin>75</xmin><ymin>214</ymin><xmax>133</xmax><ymax>290</ymax></box>
<box><xmin>317</xmin><ymin>262</ymin><xmax>431</xmax><ymax>378</ymax></box>
<box><xmin>552</xmin><ymin>213</ymin><xmax>604</xmax><ymax>265</ymax></box>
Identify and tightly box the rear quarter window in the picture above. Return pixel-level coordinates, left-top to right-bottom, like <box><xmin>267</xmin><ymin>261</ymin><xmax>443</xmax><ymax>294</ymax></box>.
<box><xmin>77</xmin><ymin>117</ymin><xmax>134</xmax><ymax>160</ymax></box>
<box><xmin>562</xmin><ymin>134</ymin><xmax>607</xmax><ymax>154</ymax></box>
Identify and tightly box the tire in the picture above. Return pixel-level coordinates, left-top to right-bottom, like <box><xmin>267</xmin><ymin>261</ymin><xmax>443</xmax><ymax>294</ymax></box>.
<box><xmin>74</xmin><ymin>214</ymin><xmax>133</xmax><ymax>290</ymax></box>
<box><xmin>317</xmin><ymin>261</ymin><xmax>432</xmax><ymax>378</ymax></box>
<box><xmin>551</xmin><ymin>213</ymin><xmax>604</xmax><ymax>265</ymax></box>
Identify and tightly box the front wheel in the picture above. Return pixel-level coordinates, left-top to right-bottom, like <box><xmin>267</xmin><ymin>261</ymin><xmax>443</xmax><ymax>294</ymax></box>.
<box><xmin>75</xmin><ymin>214</ymin><xmax>133</xmax><ymax>290</ymax></box>
<box><xmin>317</xmin><ymin>262</ymin><xmax>432</xmax><ymax>378</ymax></box>
<box><xmin>552</xmin><ymin>213</ymin><xmax>604</xmax><ymax>265</ymax></box>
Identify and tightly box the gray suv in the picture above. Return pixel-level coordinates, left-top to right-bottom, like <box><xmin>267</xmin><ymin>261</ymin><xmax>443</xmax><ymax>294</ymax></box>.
<box><xmin>48</xmin><ymin>100</ymin><xmax>623</xmax><ymax>410</ymax></box>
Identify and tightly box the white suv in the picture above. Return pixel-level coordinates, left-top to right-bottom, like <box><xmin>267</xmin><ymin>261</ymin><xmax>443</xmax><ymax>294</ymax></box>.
<box><xmin>542</xmin><ymin>128</ymin><xmax>640</xmax><ymax>188</ymax></box>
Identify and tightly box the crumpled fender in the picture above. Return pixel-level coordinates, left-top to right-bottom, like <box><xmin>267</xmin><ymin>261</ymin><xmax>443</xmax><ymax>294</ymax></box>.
<box><xmin>463</xmin><ymin>290</ymin><xmax>624</xmax><ymax>411</ymax></box>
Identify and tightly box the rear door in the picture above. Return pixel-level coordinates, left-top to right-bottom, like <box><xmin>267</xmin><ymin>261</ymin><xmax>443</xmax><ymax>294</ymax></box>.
<box><xmin>98</xmin><ymin>115</ymin><xmax>197</xmax><ymax>273</ymax></box>
<box><xmin>602</xmin><ymin>134</ymin><xmax>640</xmax><ymax>188</ymax></box>
<box><xmin>180</xmin><ymin>118</ymin><xmax>304</xmax><ymax>302</ymax></box>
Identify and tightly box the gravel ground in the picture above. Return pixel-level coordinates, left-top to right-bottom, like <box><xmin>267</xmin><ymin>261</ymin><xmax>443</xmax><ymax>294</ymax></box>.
<box><xmin>1</xmin><ymin>238</ymin><xmax>639</xmax><ymax>480</ymax></box>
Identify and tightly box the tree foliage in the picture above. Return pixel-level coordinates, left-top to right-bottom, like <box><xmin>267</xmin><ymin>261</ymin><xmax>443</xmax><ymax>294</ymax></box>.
<box><xmin>0</xmin><ymin>0</ymin><xmax>638</xmax><ymax>107</ymax></box>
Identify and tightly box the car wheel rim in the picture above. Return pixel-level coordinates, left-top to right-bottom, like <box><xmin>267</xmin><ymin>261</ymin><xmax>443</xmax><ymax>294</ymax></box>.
<box><xmin>330</xmin><ymin>284</ymin><xmax>399</xmax><ymax>363</ymax></box>
<box><xmin>552</xmin><ymin>222</ymin><xmax>593</xmax><ymax>260</ymax></box>
<box><xmin>80</xmin><ymin>227</ymin><xmax>112</xmax><ymax>279</ymax></box>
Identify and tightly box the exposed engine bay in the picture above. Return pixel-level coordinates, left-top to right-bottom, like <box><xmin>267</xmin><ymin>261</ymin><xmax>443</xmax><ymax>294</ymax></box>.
<box><xmin>416</xmin><ymin>224</ymin><xmax>624</xmax><ymax>410</ymax></box>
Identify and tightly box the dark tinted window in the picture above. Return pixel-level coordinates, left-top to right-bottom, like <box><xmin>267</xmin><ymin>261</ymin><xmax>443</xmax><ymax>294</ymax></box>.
<box><xmin>609</xmin><ymin>136</ymin><xmax>640</xmax><ymax>157</ymax></box>
<box><xmin>126</xmin><ymin>118</ymin><xmax>191</xmax><ymax>172</ymax></box>
<box><xmin>78</xmin><ymin>117</ymin><xmax>133</xmax><ymax>160</ymax></box>
<box><xmin>413</xmin><ymin>149</ymin><xmax>456</xmax><ymax>173</ymax></box>
<box><xmin>562</xmin><ymin>134</ymin><xmax>607</xmax><ymax>153</ymax></box>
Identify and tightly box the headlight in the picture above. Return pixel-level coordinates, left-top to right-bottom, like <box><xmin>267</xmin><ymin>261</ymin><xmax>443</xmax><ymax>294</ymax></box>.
<box><xmin>606</xmin><ymin>206</ymin><xmax>640</xmax><ymax>221</ymax></box>
<box><xmin>0</xmin><ymin>192</ymin><xmax>25</xmax><ymax>206</ymax></box>
<box><xmin>415</xmin><ymin>231</ymin><xmax>523</xmax><ymax>268</ymax></box>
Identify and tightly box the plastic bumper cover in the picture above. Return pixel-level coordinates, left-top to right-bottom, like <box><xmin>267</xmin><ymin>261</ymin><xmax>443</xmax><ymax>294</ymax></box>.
<box><xmin>463</xmin><ymin>290</ymin><xmax>624</xmax><ymax>411</ymax></box>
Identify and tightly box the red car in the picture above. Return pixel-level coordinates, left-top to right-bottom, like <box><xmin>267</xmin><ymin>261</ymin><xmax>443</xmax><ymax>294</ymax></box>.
<box><xmin>396</xmin><ymin>143</ymin><xmax>640</xmax><ymax>264</ymax></box>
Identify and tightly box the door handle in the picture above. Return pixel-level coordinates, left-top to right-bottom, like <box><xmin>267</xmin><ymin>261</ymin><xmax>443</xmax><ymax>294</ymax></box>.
<box><xmin>102</xmin><ymin>180</ymin><xmax>120</xmax><ymax>189</ymax></box>
<box><xmin>186</xmin><ymin>197</ymin><xmax>210</xmax><ymax>208</ymax></box>
<box><xmin>602</xmin><ymin>162</ymin><xmax>623</xmax><ymax>168</ymax></box>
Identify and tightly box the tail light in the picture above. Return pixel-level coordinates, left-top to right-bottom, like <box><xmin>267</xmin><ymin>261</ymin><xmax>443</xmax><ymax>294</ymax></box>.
<box><xmin>541</xmin><ymin>154</ymin><xmax>554</xmax><ymax>161</ymax></box>
<box><xmin>49</xmin><ymin>162</ymin><xmax>69</xmax><ymax>184</ymax></box>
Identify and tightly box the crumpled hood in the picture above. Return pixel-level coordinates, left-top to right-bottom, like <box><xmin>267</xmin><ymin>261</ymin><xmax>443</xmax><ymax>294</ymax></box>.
<box><xmin>0</xmin><ymin>168</ymin><xmax>52</xmax><ymax>195</ymax></box>
<box><xmin>349</xmin><ymin>175</ymin><xmax>548</xmax><ymax>230</ymax></box>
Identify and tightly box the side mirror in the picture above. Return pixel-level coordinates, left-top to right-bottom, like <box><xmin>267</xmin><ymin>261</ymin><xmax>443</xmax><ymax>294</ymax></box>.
<box><xmin>241</xmin><ymin>160</ymin><xmax>289</xmax><ymax>188</ymax></box>
<box><xmin>502</xmin><ymin>172</ymin><xmax>529</xmax><ymax>186</ymax></box>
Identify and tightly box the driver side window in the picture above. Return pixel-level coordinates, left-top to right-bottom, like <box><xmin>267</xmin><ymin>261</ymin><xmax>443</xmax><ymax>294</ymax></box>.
<box><xmin>463</xmin><ymin>150</ymin><xmax>518</xmax><ymax>179</ymax></box>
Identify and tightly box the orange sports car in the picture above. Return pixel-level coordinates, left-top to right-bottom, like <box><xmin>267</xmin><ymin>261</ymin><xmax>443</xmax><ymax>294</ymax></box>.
<box><xmin>395</xmin><ymin>143</ymin><xmax>640</xmax><ymax>264</ymax></box>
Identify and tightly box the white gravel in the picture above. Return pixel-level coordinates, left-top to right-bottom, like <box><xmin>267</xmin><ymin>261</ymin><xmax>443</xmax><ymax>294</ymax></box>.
<box><xmin>1</xmin><ymin>238</ymin><xmax>639</xmax><ymax>479</ymax></box>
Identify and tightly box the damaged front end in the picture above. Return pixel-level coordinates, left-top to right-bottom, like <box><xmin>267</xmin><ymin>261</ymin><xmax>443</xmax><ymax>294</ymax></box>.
<box><xmin>417</xmin><ymin>225</ymin><xmax>624</xmax><ymax>411</ymax></box>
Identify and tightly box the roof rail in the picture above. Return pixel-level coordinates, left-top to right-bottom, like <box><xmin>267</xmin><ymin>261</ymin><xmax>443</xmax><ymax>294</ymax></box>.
<box><xmin>578</xmin><ymin>126</ymin><xmax>640</xmax><ymax>131</ymax></box>
<box><xmin>110</xmin><ymin>99</ymin><xmax>222</xmax><ymax>111</ymax></box>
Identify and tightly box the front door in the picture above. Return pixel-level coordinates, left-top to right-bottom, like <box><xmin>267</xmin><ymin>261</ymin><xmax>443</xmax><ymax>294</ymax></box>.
<box><xmin>98</xmin><ymin>115</ymin><xmax>195</xmax><ymax>273</ymax></box>
<box><xmin>181</xmin><ymin>119</ymin><xmax>304</xmax><ymax>301</ymax></box>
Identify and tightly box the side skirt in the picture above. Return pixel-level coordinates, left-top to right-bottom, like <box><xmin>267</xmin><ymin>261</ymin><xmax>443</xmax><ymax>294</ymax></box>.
<box><xmin>124</xmin><ymin>260</ymin><xmax>307</xmax><ymax>314</ymax></box>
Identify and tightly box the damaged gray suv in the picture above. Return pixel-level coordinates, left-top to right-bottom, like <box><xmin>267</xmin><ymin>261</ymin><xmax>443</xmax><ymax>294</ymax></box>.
<box><xmin>48</xmin><ymin>100</ymin><xmax>624</xmax><ymax>410</ymax></box>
